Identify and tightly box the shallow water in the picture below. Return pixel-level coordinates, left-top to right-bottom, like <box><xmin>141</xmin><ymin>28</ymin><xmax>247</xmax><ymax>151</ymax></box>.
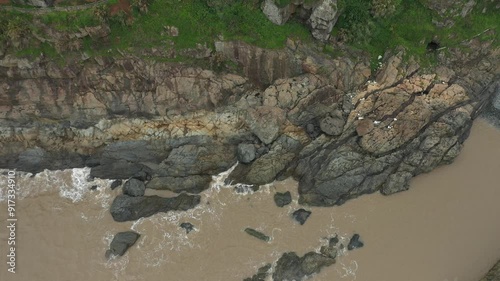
<box><xmin>0</xmin><ymin>119</ymin><xmax>499</xmax><ymax>281</ymax></box>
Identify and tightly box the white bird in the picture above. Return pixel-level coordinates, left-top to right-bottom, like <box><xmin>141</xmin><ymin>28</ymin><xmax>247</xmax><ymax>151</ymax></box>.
<box><xmin>374</xmin><ymin>121</ymin><xmax>381</xmax><ymax>125</ymax></box>
<box><xmin>393</xmin><ymin>118</ymin><xmax>397</xmax><ymax>121</ymax></box>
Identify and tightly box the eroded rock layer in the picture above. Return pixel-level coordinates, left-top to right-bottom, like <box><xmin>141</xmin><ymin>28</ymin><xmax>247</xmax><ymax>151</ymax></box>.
<box><xmin>0</xmin><ymin>39</ymin><xmax>498</xmax><ymax>206</ymax></box>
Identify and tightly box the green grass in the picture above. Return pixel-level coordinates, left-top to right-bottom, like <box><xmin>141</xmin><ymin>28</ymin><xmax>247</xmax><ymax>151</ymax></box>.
<box><xmin>40</xmin><ymin>10</ymin><xmax>101</xmax><ymax>32</ymax></box>
<box><xmin>333</xmin><ymin>0</ymin><xmax>499</xmax><ymax>69</ymax></box>
<box><xmin>109</xmin><ymin>0</ymin><xmax>312</xmax><ymax>50</ymax></box>
<box><xmin>2</xmin><ymin>0</ymin><xmax>498</xmax><ymax>69</ymax></box>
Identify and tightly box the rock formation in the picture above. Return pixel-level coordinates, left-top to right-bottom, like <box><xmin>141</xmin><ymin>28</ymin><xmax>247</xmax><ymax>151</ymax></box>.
<box><xmin>105</xmin><ymin>231</ymin><xmax>140</xmax><ymax>258</ymax></box>
<box><xmin>0</xmin><ymin>36</ymin><xmax>498</xmax><ymax>207</ymax></box>
<box><xmin>109</xmin><ymin>193</ymin><xmax>201</xmax><ymax>222</ymax></box>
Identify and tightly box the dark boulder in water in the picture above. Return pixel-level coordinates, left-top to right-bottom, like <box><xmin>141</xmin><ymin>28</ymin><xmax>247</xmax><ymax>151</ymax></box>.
<box><xmin>244</xmin><ymin>228</ymin><xmax>271</xmax><ymax>242</ymax></box>
<box><xmin>274</xmin><ymin>191</ymin><xmax>292</xmax><ymax>207</ymax></box>
<box><xmin>347</xmin><ymin>233</ymin><xmax>364</xmax><ymax>250</ymax></box>
<box><xmin>122</xmin><ymin>178</ymin><xmax>146</xmax><ymax>197</ymax></box>
<box><xmin>110</xmin><ymin>179</ymin><xmax>122</xmax><ymax>190</ymax></box>
<box><xmin>244</xmin><ymin>263</ymin><xmax>272</xmax><ymax>281</ymax></box>
<box><xmin>292</xmin><ymin>208</ymin><xmax>311</xmax><ymax>225</ymax></box>
<box><xmin>180</xmin><ymin>222</ymin><xmax>195</xmax><ymax>234</ymax></box>
<box><xmin>110</xmin><ymin>193</ymin><xmax>201</xmax><ymax>222</ymax></box>
<box><xmin>106</xmin><ymin>231</ymin><xmax>140</xmax><ymax>258</ymax></box>
<box><xmin>272</xmin><ymin>252</ymin><xmax>335</xmax><ymax>281</ymax></box>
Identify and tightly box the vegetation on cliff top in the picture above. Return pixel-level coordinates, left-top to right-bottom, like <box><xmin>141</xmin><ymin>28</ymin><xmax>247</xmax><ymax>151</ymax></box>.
<box><xmin>0</xmin><ymin>0</ymin><xmax>498</xmax><ymax>66</ymax></box>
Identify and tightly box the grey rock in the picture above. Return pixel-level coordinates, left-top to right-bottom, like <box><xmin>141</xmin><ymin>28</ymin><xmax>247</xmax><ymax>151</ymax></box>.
<box><xmin>274</xmin><ymin>191</ymin><xmax>292</xmax><ymax>207</ymax></box>
<box><xmin>107</xmin><ymin>231</ymin><xmax>140</xmax><ymax>257</ymax></box>
<box><xmin>110</xmin><ymin>193</ymin><xmax>201</xmax><ymax>222</ymax></box>
<box><xmin>292</xmin><ymin>209</ymin><xmax>311</xmax><ymax>225</ymax></box>
<box><xmin>381</xmin><ymin>171</ymin><xmax>413</xmax><ymax>195</ymax></box>
<box><xmin>329</xmin><ymin>235</ymin><xmax>339</xmax><ymax>246</ymax></box>
<box><xmin>272</xmin><ymin>252</ymin><xmax>335</xmax><ymax>281</ymax></box>
<box><xmin>110</xmin><ymin>180</ymin><xmax>123</xmax><ymax>190</ymax></box>
<box><xmin>256</xmin><ymin>146</ymin><xmax>270</xmax><ymax>157</ymax></box>
<box><xmin>320</xmin><ymin>245</ymin><xmax>338</xmax><ymax>259</ymax></box>
<box><xmin>146</xmin><ymin>175</ymin><xmax>212</xmax><ymax>193</ymax></box>
<box><xmin>307</xmin><ymin>0</ymin><xmax>339</xmax><ymax>41</ymax></box>
<box><xmin>246</xmin><ymin>106</ymin><xmax>285</xmax><ymax>145</ymax></box>
<box><xmin>319</xmin><ymin>116</ymin><xmax>345</xmax><ymax>136</ymax></box>
<box><xmin>122</xmin><ymin>178</ymin><xmax>146</xmax><ymax>197</ymax></box>
<box><xmin>90</xmin><ymin>160</ymin><xmax>152</xmax><ymax>180</ymax></box>
<box><xmin>244</xmin><ymin>263</ymin><xmax>272</xmax><ymax>281</ymax></box>
<box><xmin>227</xmin><ymin>135</ymin><xmax>302</xmax><ymax>186</ymax></box>
<box><xmin>237</xmin><ymin>143</ymin><xmax>256</xmax><ymax>163</ymax></box>
<box><xmin>180</xmin><ymin>222</ymin><xmax>195</xmax><ymax>234</ymax></box>
<box><xmin>160</xmin><ymin>144</ymin><xmax>236</xmax><ymax>177</ymax></box>
<box><xmin>261</xmin><ymin>0</ymin><xmax>292</xmax><ymax>25</ymax></box>
<box><xmin>347</xmin><ymin>234</ymin><xmax>364</xmax><ymax>250</ymax></box>
<box><xmin>306</xmin><ymin>123</ymin><xmax>321</xmax><ymax>138</ymax></box>
<box><xmin>244</xmin><ymin>228</ymin><xmax>271</xmax><ymax>242</ymax></box>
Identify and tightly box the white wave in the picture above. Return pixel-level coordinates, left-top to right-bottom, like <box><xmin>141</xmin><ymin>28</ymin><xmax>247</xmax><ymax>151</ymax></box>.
<box><xmin>58</xmin><ymin>168</ymin><xmax>92</xmax><ymax>202</ymax></box>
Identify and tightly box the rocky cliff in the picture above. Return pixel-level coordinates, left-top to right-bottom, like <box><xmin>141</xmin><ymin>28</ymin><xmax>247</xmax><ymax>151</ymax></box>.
<box><xmin>1</xmin><ymin>34</ymin><xmax>498</xmax><ymax>205</ymax></box>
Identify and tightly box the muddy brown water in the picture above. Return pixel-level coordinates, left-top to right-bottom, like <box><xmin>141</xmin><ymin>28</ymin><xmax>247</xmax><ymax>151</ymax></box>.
<box><xmin>1</xmin><ymin>119</ymin><xmax>499</xmax><ymax>281</ymax></box>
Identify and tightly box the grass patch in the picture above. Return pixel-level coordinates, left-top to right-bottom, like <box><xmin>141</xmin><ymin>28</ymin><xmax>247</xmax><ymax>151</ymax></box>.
<box><xmin>109</xmin><ymin>0</ymin><xmax>312</xmax><ymax>50</ymax></box>
<box><xmin>333</xmin><ymin>0</ymin><xmax>498</xmax><ymax>69</ymax></box>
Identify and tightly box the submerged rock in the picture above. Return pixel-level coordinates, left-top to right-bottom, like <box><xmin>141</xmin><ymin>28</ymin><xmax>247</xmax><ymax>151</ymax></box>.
<box><xmin>274</xmin><ymin>191</ymin><xmax>292</xmax><ymax>207</ymax></box>
<box><xmin>243</xmin><ymin>263</ymin><xmax>272</xmax><ymax>281</ymax></box>
<box><xmin>347</xmin><ymin>234</ymin><xmax>364</xmax><ymax>250</ymax></box>
<box><xmin>106</xmin><ymin>231</ymin><xmax>140</xmax><ymax>258</ymax></box>
<box><xmin>180</xmin><ymin>222</ymin><xmax>195</xmax><ymax>234</ymax></box>
<box><xmin>272</xmin><ymin>252</ymin><xmax>335</xmax><ymax>281</ymax></box>
<box><xmin>292</xmin><ymin>209</ymin><xmax>311</xmax><ymax>225</ymax></box>
<box><xmin>110</xmin><ymin>193</ymin><xmax>201</xmax><ymax>222</ymax></box>
<box><xmin>122</xmin><ymin>178</ymin><xmax>146</xmax><ymax>197</ymax></box>
<box><xmin>244</xmin><ymin>228</ymin><xmax>271</xmax><ymax>242</ymax></box>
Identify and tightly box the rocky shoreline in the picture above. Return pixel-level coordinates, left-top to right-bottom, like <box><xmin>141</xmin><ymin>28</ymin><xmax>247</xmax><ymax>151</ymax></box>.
<box><xmin>1</xmin><ymin>36</ymin><xmax>498</xmax><ymax>207</ymax></box>
<box><xmin>0</xmin><ymin>1</ymin><xmax>499</xmax><ymax>278</ymax></box>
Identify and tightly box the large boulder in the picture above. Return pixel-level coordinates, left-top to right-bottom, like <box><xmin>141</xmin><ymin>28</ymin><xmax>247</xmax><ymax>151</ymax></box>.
<box><xmin>237</xmin><ymin>143</ymin><xmax>257</xmax><ymax>163</ymax></box>
<box><xmin>110</xmin><ymin>193</ymin><xmax>201</xmax><ymax>222</ymax></box>
<box><xmin>261</xmin><ymin>0</ymin><xmax>293</xmax><ymax>25</ymax></box>
<box><xmin>246</xmin><ymin>106</ymin><xmax>286</xmax><ymax>145</ymax></box>
<box><xmin>308</xmin><ymin>0</ymin><xmax>339</xmax><ymax>41</ymax></box>
<box><xmin>272</xmin><ymin>252</ymin><xmax>335</xmax><ymax>281</ymax></box>
<box><xmin>106</xmin><ymin>231</ymin><xmax>140</xmax><ymax>258</ymax></box>
<box><xmin>122</xmin><ymin>178</ymin><xmax>146</xmax><ymax>197</ymax></box>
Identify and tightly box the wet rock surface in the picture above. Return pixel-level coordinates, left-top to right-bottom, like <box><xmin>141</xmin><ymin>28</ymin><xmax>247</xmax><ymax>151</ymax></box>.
<box><xmin>292</xmin><ymin>208</ymin><xmax>311</xmax><ymax>225</ymax></box>
<box><xmin>274</xmin><ymin>191</ymin><xmax>292</xmax><ymax>207</ymax></box>
<box><xmin>110</xmin><ymin>179</ymin><xmax>123</xmax><ymax>190</ymax></box>
<box><xmin>243</xmin><ymin>263</ymin><xmax>272</xmax><ymax>281</ymax></box>
<box><xmin>106</xmin><ymin>231</ymin><xmax>140</xmax><ymax>258</ymax></box>
<box><xmin>272</xmin><ymin>251</ymin><xmax>335</xmax><ymax>281</ymax></box>
<box><xmin>347</xmin><ymin>234</ymin><xmax>364</xmax><ymax>250</ymax></box>
<box><xmin>110</xmin><ymin>193</ymin><xmax>201</xmax><ymax>222</ymax></box>
<box><xmin>122</xmin><ymin>178</ymin><xmax>146</xmax><ymax>197</ymax></box>
<box><xmin>180</xmin><ymin>222</ymin><xmax>195</xmax><ymax>234</ymax></box>
<box><xmin>244</xmin><ymin>228</ymin><xmax>271</xmax><ymax>242</ymax></box>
